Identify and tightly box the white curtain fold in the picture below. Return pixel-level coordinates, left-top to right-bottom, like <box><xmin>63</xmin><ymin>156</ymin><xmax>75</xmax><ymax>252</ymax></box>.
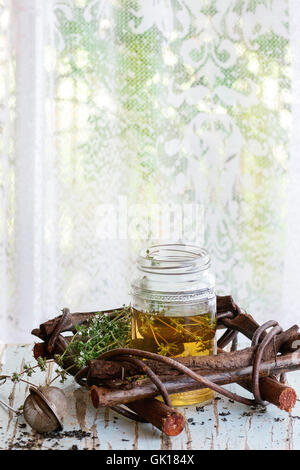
<box><xmin>282</xmin><ymin>0</ymin><xmax>300</xmax><ymax>327</ymax></box>
<box><xmin>14</xmin><ymin>0</ymin><xmax>49</xmax><ymax>336</ymax></box>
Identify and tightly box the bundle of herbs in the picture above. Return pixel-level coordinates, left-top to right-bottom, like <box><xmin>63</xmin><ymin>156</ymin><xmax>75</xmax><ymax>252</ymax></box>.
<box><xmin>55</xmin><ymin>306</ymin><xmax>132</xmax><ymax>370</ymax></box>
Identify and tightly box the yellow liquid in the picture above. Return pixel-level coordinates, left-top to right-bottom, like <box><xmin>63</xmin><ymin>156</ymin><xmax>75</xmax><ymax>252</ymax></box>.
<box><xmin>131</xmin><ymin>308</ymin><xmax>216</xmax><ymax>406</ymax></box>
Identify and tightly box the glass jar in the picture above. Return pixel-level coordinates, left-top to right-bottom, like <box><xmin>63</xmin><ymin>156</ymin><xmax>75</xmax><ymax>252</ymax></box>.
<box><xmin>130</xmin><ymin>243</ymin><xmax>216</xmax><ymax>407</ymax></box>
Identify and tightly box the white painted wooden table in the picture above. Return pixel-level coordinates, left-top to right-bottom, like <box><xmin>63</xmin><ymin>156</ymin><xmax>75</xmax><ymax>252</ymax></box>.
<box><xmin>0</xmin><ymin>344</ymin><xmax>300</xmax><ymax>450</ymax></box>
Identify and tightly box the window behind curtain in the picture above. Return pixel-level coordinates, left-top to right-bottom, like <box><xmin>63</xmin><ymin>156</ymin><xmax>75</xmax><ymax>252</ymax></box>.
<box><xmin>0</xmin><ymin>0</ymin><xmax>292</xmax><ymax>341</ymax></box>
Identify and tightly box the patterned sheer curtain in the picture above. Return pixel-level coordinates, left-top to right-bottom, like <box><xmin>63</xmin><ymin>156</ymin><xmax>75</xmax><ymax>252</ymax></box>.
<box><xmin>0</xmin><ymin>0</ymin><xmax>297</xmax><ymax>342</ymax></box>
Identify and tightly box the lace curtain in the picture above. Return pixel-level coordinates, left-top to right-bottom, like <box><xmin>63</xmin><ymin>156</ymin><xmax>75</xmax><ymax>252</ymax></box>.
<box><xmin>0</xmin><ymin>0</ymin><xmax>297</xmax><ymax>342</ymax></box>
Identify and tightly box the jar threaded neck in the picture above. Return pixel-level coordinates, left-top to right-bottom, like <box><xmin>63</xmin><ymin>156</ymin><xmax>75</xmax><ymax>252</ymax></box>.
<box><xmin>137</xmin><ymin>244</ymin><xmax>211</xmax><ymax>275</ymax></box>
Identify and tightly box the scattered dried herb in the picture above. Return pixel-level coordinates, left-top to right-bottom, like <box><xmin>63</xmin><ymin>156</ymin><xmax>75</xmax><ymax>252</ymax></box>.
<box><xmin>219</xmin><ymin>411</ymin><xmax>230</xmax><ymax>417</ymax></box>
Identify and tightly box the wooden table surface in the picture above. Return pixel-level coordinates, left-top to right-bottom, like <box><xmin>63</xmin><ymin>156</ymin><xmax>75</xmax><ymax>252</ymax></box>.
<box><xmin>1</xmin><ymin>343</ymin><xmax>300</xmax><ymax>450</ymax></box>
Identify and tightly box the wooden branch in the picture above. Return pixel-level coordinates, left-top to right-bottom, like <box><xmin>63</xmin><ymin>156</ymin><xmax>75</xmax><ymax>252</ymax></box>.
<box><xmin>85</xmin><ymin>347</ymin><xmax>257</xmax><ymax>383</ymax></box>
<box><xmin>84</xmin><ymin>326</ymin><xmax>299</xmax><ymax>384</ymax></box>
<box><xmin>90</xmin><ymin>351</ymin><xmax>300</xmax><ymax>410</ymax></box>
<box><xmin>256</xmin><ymin>379</ymin><xmax>296</xmax><ymax>411</ymax></box>
<box><xmin>124</xmin><ymin>400</ymin><xmax>185</xmax><ymax>436</ymax></box>
<box><xmin>33</xmin><ymin>308</ymin><xmax>123</xmax><ymax>340</ymax></box>
<box><xmin>91</xmin><ymin>396</ymin><xmax>185</xmax><ymax>436</ymax></box>
<box><xmin>31</xmin><ymin>299</ymin><xmax>300</xmax><ymax>428</ymax></box>
<box><xmin>32</xmin><ymin>319</ymin><xmax>299</xmax><ymax>414</ymax></box>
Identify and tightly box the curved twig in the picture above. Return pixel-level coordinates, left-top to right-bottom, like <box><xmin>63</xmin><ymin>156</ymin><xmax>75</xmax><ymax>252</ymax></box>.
<box><xmin>115</xmin><ymin>356</ymin><xmax>172</xmax><ymax>407</ymax></box>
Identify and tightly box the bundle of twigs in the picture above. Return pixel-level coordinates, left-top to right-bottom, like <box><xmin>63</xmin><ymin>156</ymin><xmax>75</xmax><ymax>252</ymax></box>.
<box><xmin>32</xmin><ymin>296</ymin><xmax>300</xmax><ymax>437</ymax></box>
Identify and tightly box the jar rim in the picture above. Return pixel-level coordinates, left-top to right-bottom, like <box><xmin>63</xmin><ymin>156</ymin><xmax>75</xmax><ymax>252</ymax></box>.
<box><xmin>137</xmin><ymin>243</ymin><xmax>210</xmax><ymax>274</ymax></box>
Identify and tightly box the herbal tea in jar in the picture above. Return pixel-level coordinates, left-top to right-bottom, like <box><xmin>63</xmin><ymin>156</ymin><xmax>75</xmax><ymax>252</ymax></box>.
<box><xmin>131</xmin><ymin>244</ymin><xmax>216</xmax><ymax>406</ymax></box>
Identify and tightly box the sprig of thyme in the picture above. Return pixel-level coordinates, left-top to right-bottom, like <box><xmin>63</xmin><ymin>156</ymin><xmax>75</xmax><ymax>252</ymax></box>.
<box><xmin>57</xmin><ymin>306</ymin><xmax>132</xmax><ymax>369</ymax></box>
<box><xmin>10</xmin><ymin>360</ymin><xmax>51</xmax><ymax>383</ymax></box>
<box><xmin>1</xmin><ymin>358</ymin><xmax>56</xmax><ymax>390</ymax></box>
